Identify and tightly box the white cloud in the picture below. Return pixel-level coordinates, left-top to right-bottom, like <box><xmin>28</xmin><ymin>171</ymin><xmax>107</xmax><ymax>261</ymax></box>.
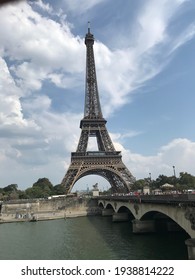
<box><xmin>94</xmin><ymin>0</ymin><xmax>195</xmax><ymax>116</ymax></box>
<box><xmin>170</xmin><ymin>23</ymin><xmax>195</xmax><ymax>53</ymax></box>
<box><xmin>0</xmin><ymin>57</ymin><xmax>39</xmax><ymax>131</ymax></box>
<box><xmin>22</xmin><ymin>95</ymin><xmax>51</xmax><ymax>112</ymax></box>
<box><xmin>123</xmin><ymin>138</ymin><xmax>195</xmax><ymax>180</ymax></box>
<box><xmin>33</xmin><ymin>0</ymin><xmax>54</xmax><ymax>14</ymax></box>
<box><xmin>0</xmin><ymin>1</ymin><xmax>85</xmax><ymax>93</ymax></box>
<box><xmin>0</xmin><ymin>98</ymin><xmax>81</xmax><ymax>188</ymax></box>
<box><xmin>0</xmin><ymin>0</ymin><xmax>194</xmax><ymax>116</ymax></box>
<box><xmin>136</xmin><ymin>0</ymin><xmax>186</xmax><ymax>52</ymax></box>
<box><xmin>61</xmin><ymin>0</ymin><xmax>106</xmax><ymax>15</ymax></box>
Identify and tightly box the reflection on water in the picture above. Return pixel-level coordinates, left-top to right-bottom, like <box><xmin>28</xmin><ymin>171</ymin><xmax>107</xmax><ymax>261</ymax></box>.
<box><xmin>0</xmin><ymin>216</ymin><xmax>189</xmax><ymax>260</ymax></box>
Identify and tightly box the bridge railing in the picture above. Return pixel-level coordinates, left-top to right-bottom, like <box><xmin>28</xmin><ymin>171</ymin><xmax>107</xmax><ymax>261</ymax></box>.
<box><xmin>97</xmin><ymin>194</ymin><xmax>195</xmax><ymax>205</ymax></box>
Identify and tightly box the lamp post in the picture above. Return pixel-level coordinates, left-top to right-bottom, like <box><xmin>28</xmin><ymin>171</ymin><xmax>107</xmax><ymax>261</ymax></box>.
<box><xmin>172</xmin><ymin>166</ymin><xmax>177</xmax><ymax>189</ymax></box>
<box><xmin>173</xmin><ymin>166</ymin><xmax>176</xmax><ymax>177</ymax></box>
<box><xmin>148</xmin><ymin>173</ymin><xmax>152</xmax><ymax>195</ymax></box>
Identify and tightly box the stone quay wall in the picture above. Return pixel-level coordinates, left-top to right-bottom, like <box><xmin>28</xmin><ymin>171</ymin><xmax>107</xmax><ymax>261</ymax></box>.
<box><xmin>0</xmin><ymin>197</ymin><xmax>101</xmax><ymax>223</ymax></box>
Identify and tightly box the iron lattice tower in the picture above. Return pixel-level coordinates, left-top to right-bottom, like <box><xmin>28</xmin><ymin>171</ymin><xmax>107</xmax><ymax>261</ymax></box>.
<box><xmin>61</xmin><ymin>24</ymin><xmax>135</xmax><ymax>193</ymax></box>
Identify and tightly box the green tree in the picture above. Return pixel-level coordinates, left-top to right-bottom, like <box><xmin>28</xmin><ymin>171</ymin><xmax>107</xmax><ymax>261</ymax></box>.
<box><xmin>156</xmin><ymin>175</ymin><xmax>168</xmax><ymax>186</ymax></box>
<box><xmin>33</xmin><ymin>178</ymin><xmax>53</xmax><ymax>189</ymax></box>
<box><xmin>132</xmin><ymin>179</ymin><xmax>147</xmax><ymax>190</ymax></box>
<box><xmin>178</xmin><ymin>172</ymin><xmax>195</xmax><ymax>190</ymax></box>
<box><xmin>18</xmin><ymin>190</ymin><xmax>29</xmax><ymax>199</ymax></box>
<box><xmin>3</xmin><ymin>184</ymin><xmax>18</xmax><ymax>193</ymax></box>
<box><xmin>52</xmin><ymin>184</ymin><xmax>65</xmax><ymax>195</ymax></box>
<box><xmin>2</xmin><ymin>184</ymin><xmax>19</xmax><ymax>200</ymax></box>
<box><xmin>24</xmin><ymin>178</ymin><xmax>54</xmax><ymax>199</ymax></box>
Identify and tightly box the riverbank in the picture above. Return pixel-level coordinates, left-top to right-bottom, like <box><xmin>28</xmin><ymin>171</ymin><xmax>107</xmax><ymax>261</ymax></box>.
<box><xmin>0</xmin><ymin>197</ymin><xmax>101</xmax><ymax>224</ymax></box>
<box><xmin>0</xmin><ymin>211</ymin><xmax>99</xmax><ymax>224</ymax></box>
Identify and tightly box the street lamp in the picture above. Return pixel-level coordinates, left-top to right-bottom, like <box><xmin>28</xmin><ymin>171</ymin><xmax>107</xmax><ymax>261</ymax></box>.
<box><xmin>173</xmin><ymin>166</ymin><xmax>176</xmax><ymax>177</ymax></box>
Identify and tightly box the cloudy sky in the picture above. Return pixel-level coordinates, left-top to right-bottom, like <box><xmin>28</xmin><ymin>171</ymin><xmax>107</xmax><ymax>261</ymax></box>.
<box><xmin>0</xmin><ymin>0</ymin><xmax>195</xmax><ymax>190</ymax></box>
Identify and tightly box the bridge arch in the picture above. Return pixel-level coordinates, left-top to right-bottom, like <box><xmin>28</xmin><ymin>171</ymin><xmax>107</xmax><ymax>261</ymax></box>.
<box><xmin>117</xmin><ymin>206</ymin><xmax>135</xmax><ymax>220</ymax></box>
<box><xmin>138</xmin><ymin>205</ymin><xmax>192</xmax><ymax>236</ymax></box>
<box><xmin>105</xmin><ymin>203</ymin><xmax>115</xmax><ymax>211</ymax></box>
<box><xmin>99</xmin><ymin>201</ymin><xmax>115</xmax><ymax>217</ymax></box>
<box><xmin>98</xmin><ymin>202</ymin><xmax>104</xmax><ymax>209</ymax></box>
<box><xmin>140</xmin><ymin>210</ymin><xmax>186</xmax><ymax>233</ymax></box>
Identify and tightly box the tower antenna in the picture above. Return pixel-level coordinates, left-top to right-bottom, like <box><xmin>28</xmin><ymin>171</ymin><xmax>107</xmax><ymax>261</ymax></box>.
<box><xmin>88</xmin><ymin>21</ymin><xmax>90</xmax><ymax>33</ymax></box>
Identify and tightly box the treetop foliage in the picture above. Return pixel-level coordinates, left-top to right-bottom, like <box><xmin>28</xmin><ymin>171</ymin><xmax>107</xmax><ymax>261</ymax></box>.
<box><xmin>0</xmin><ymin>172</ymin><xmax>195</xmax><ymax>201</ymax></box>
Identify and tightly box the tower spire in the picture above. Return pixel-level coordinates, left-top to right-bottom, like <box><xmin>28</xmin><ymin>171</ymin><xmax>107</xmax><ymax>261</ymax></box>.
<box><xmin>84</xmin><ymin>22</ymin><xmax>103</xmax><ymax>120</ymax></box>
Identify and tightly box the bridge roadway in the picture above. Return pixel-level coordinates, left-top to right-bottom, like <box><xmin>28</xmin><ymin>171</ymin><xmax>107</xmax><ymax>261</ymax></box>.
<box><xmin>96</xmin><ymin>193</ymin><xmax>195</xmax><ymax>259</ymax></box>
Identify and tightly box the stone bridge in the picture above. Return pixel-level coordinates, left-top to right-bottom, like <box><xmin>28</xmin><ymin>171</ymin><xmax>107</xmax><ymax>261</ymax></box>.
<box><xmin>97</xmin><ymin>194</ymin><xmax>195</xmax><ymax>259</ymax></box>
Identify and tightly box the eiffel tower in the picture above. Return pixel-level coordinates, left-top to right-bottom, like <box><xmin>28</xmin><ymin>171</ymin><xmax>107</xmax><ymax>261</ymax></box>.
<box><xmin>61</xmin><ymin>24</ymin><xmax>135</xmax><ymax>193</ymax></box>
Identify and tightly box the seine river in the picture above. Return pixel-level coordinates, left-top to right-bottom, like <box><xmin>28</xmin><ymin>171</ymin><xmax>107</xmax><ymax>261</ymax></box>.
<box><xmin>0</xmin><ymin>216</ymin><xmax>189</xmax><ymax>260</ymax></box>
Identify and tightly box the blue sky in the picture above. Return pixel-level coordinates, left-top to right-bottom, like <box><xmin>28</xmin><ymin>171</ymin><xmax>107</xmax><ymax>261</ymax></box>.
<box><xmin>0</xmin><ymin>0</ymin><xmax>195</xmax><ymax>190</ymax></box>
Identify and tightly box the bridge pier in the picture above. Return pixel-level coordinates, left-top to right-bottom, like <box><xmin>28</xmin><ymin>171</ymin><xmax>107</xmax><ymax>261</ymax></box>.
<box><xmin>112</xmin><ymin>212</ymin><xmax>129</xmax><ymax>222</ymax></box>
<box><xmin>102</xmin><ymin>209</ymin><xmax>114</xmax><ymax>216</ymax></box>
<box><xmin>185</xmin><ymin>238</ymin><xmax>195</xmax><ymax>260</ymax></box>
<box><xmin>132</xmin><ymin>219</ymin><xmax>156</xmax><ymax>233</ymax></box>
